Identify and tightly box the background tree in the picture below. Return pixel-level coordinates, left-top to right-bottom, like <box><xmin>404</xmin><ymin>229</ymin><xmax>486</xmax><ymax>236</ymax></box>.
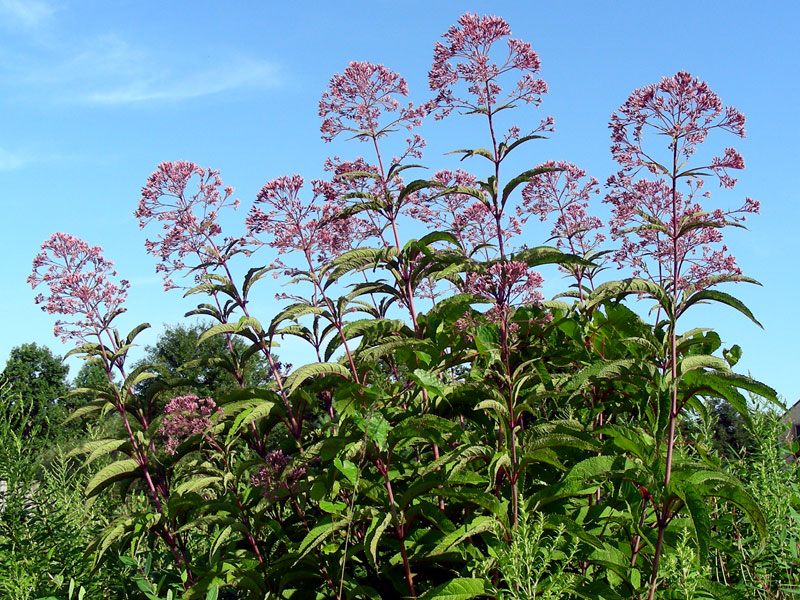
<box><xmin>135</xmin><ymin>321</ymin><xmax>279</xmax><ymax>399</ymax></box>
<box><xmin>710</xmin><ymin>397</ymin><xmax>755</xmax><ymax>456</ymax></box>
<box><xmin>1</xmin><ymin>343</ymin><xmax>69</xmax><ymax>439</ymax></box>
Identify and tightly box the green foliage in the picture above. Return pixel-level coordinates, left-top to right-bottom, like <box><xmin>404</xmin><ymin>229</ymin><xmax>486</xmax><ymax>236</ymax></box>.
<box><xmin>19</xmin><ymin>13</ymin><xmax>783</xmax><ymax>600</ymax></box>
<box><xmin>718</xmin><ymin>399</ymin><xmax>800</xmax><ymax>599</ymax></box>
<box><xmin>0</xmin><ymin>376</ymin><xmax>128</xmax><ymax>599</ymax></box>
<box><xmin>1</xmin><ymin>343</ymin><xmax>70</xmax><ymax>439</ymax></box>
<box><xmin>492</xmin><ymin>511</ymin><xmax>580</xmax><ymax>599</ymax></box>
<box><xmin>133</xmin><ymin>321</ymin><xmax>276</xmax><ymax>398</ymax></box>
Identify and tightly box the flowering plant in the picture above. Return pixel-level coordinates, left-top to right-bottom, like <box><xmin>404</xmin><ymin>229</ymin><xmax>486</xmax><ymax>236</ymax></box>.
<box><xmin>28</xmin><ymin>14</ymin><xmax>776</xmax><ymax>600</ymax></box>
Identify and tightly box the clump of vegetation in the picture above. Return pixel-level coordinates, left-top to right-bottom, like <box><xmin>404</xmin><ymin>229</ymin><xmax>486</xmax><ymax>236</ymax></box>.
<box><xmin>6</xmin><ymin>11</ymin><xmax>795</xmax><ymax>600</ymax></box>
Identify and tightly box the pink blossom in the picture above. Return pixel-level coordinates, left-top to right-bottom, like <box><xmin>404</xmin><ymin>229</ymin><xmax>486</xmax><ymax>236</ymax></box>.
<box><xmin>606</xmin><ymin>175</ymin><xmax>757</xmax><ymax>291</ymax></box>
<box><xmin>464</xmin><ymin>260</ymin><xmax>543</xmax><ymax>307</ymax></box>
<box><xmin>408</xmin><ymin>169</ymin><xmax>524</xmax><ymax>258</ymax></box>
<box><xmin>319</xmin><ymin>61</ymin><xmax>432</xmax><ymax>151</ymax></box>
<box><xmin>610</xmin><ymin>71</ymin><xmax>746</xmax><ymax>183</ymax></box>
<box><xmin>28</xmin><ymin>233</ymin><xmax>129</xmax><ymax>344</ymax></box>
<box><xmin>250</xmin><ymin>450</ymin><xmax>307</xmax><ymax>499</ymax></box>
<box><xmin>159</xmin><ymin>395</ymin><xmax>222</xmax><ymax>455</ymax></box>
<box><xmin>322</xmin><ymin>156</ymin><xmax>388</xmax><ymax>200</ymax></box>
<box><xmin>429</xmin><ymin>13</ymin><xmax>550</xmax><ymax>121</ymax></box>
<box><xmin>135</xmin><ymin>161</ymin><xmax>240</xmax><ymax>290</ymax></box>
<box><xmin>322</xmin><ymin>156</ymin><xmax>400</xmax><ymax>239</ymax></box>
<box><xmin>606</xmin><ymin>72</ymin><xmax>758</xmax><ymax>292</ymax></box>
<box><xmin>246</xmin><ymin>174</ymin><xmax>369</xmax><ymax>265</ymax></box>
<box><xmin>520</xmin><ymin>161</ymin><xmax>604</xmax><ymax>255</ymax></box>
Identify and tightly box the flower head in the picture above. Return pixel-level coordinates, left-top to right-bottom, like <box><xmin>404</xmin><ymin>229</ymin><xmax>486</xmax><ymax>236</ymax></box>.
<box><xmin>250</xmin><ymin>450</ymin><xmax>307</xmax><ymax>499</ymax></box>
<box><xmin>135</xmin><ymin>161</ymin><xmax>240</xmax><ymax>290</ymax></box>
<box><xmin>406</xmin><ymin>169</ymin><xmax>498</xmax><ymax>255</ymax></box>
<box><xmin>159</xmin><ymin>395</ymin><xmax>223</xmax><ymax>455</ymax></box>
<box><xmin>520</xmin><ymin>161</ymin><xmax>605</xmax><ymax>254</ymax></box>
<box><xmin>28</xmin><ymin>233</ymin><xmax>129</xmax><ymax>344</ymax></box>
<box><xmin>465</xmin><ymin>260</ymin><xmax>543</xmax><ymax>307</ymax></box>
<box><xmin>606</xmin><ymin>72</ymin><xmax>757</xmax><ymax>293</ymax></box>
<box><xmin>246</xmin><ymin>175</ymin><xmax>369</xmax><ymax>266</ymax></box>
<box><xmin>320</xmin><ymin>61</ymin><xmax>432</xmax><ymax>147</ymax></box>
<box><xmin>429</xmin><ymin>13</ymin><xmax>549</xmax><ymax>119</ymax></box>
<box><xmin>610</xmin><ymin>71</ymin><xmax>746</xmax><ymax>185</ymax></box>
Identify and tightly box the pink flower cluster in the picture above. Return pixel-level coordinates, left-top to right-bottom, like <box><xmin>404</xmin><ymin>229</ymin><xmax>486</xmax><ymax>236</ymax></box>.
<box><xmin>407</xmin><ymin>169</ymin><xmax>502</xmax><ymax>255</ymax></box>
<box><xmin>135</xmin><ymin>161</ymin><xmax>240</xmax><ymax>290</ymax></box>
<box><xmin>246</xmin><ymin>175</ymin><xmax>369</xmax><ymax>265</ymax></box>
<box><xmin>610</xmin><ymin>71</ymin><xmax>746</xmax><ymax>183</ymax></box>
<box><xmin>323</xmin><ymin>157</ymin><xmax>386</xmax><ymax>196</ymax></box>
<box><xmin>321</xmin><ymin>156</ymin><xmax>395</xmax><ymax>244</ymax></box>
<box><xmin>319</xmin><ymin>61</ymin><xmax>432</xmax><ymax>148</ymax></box>
<box><xmin>520</xmin><ymin>161</ymin><xmax>605</xmax><ymax>256</ymax></box>
<box><xmin>28</xmin><ymin>233</ymin><xmax>129</xmax><ymax>343</ymax></box>
<box><xmin>249</xmin><ymin>450</ymin><xmax>307</xmax><ymax>499</ymax></box>
<box><xmin>464</xmin><ymin>260</ymin><xmax>543</xmax><ymax>307</ymax></box>
<box><xmin>606</xmin><ymin>72</ymin><xmax>759</xmax><ymax>292</ymax></box>
<box><xmin>160</xmin><ymin>395</ymin><xmax>223</xmax><ymax>455</ymax></box>
<box><xmin>606</xmin><ymin>177</ymin><xmax>758</xmax><ymax>290</ymax></box>
<box><xmin>429</xmin><ymin>13</ymin><xmax>550</xmax><ymax>124</ymax></box>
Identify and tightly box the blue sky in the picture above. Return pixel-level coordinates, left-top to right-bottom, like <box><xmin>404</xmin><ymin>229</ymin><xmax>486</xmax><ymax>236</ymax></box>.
<box><xmin>2</xmin><ymin>1</ymin><xmax>799</xmax><ymax>403</ymax></box>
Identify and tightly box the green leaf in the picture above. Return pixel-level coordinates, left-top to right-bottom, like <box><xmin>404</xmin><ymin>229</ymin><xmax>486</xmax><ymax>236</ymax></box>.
<box><xmin>588</xmin><ymin>278</ymin><xmax>673</xmax><ymax>317</ymax></box>
<box><xmin>353</xmin><ymin>411</ymin><xmax>390</xmax><ymax>452</ymax></box>
<box><xmin>513</xmin><ymin>245</ymin><xmax>589</xmax><ymax>269</ymax></box>
<box><xmin>711</xmin><ymin>371</ymin><xmax>778</xmax><ymax>404</ymax></box>
<box><xmin>85</xmin><ymin>458</ymin><xmax>140</xmax><ymax>497</ymax></box>
<box><xmin>208</xmin><ymin>525</ymin><xmax>233</xmax><ymax>565</ymax></box>
<box><xmin>125</xmin><ymin>323</ymin><xmax>151</xmax><ymax>345</ymax></box>
<box><xmin>367</xmin><ymin>511</ymin><xmax>393</xmax><ymax>569</ymax></box>
<box><xmin>445</xmin><ymin>147</ymin><xmax>495</xmax><ymax>162</ymax></box>
<box><xmin>358</xmin><ymin>337</ymin><xmax>425</xmax><ymax>362</ymax></box>
<box><xmin>205</xmin><ymin>585</ymin><xmax>219</xmax><ymax>600</ymax></box>
<box><xmin>678</xmin><ymin>354</ymin><xmax>729</xmax><ymax>376</ymax></box>
<box><xmin>242</xmin><ymin>266</ymin><xmax>269</xmax><ymax>297</ymax></box>
<box><xmin>62</xmin><ymin>402</ymin><xmax>105</xmax><ymax>424</ymax></box>
<box><xmin>686</xmin><ymin>469</ymin><xmax>766</xmax><ymax>541</ymax></box>
<box><xmin>318</xmin><ymin>500</ymin><xmax>347</xmax><ymax>514</ymax></box>
<box><xmin>296</xmin><ymin>517</ymin><xmax>349</xmax><ymax>561</ymax></box>
<box><xmin>564</xmin><ymin>455</ymin><xmax>617</xmax><ymax>481</ymax></box>
<box><xmin>723</xmin><ymin>344</ymin><xmax>742</xmax><ymax>367</ymax></box>
<box><xmin>175</xmin><ymin>476</ymin><xmax>221</xmax><ymax>496</ymax></box>
<box><xmin>474</xmin><ymin>399</ymin><xmax>509</xmax><ymax>420</ymax></box>
<box><xmin>681</xmin><ymin>289</ymin><xmax>762</xmax><ymax>327</ymax></box>
<box><xmin>681</xmin><ymin>484</ymin><xmax>711</xmax><ymax>561</ymax></box>
<box><xmin>501</xmin><ymin>166</ymin><xmax>557</xmax><ymax>205</ymax></box>
<box><xmin>410</xmin><ymin>369</ymin><xmax>447</xmax><ymax>397</ymax></box>
<box><xmin>284</xmin><ymin>362</ymin><xmax>352</xmax><ymax>394</ymax></box>
<box><xmin>698</xmin><ymin>580</ymin><xmax>747</xmax><ymax>600</ymax></box>
<box><xmin>89</xmin><ymin>515</ymin><xmax>138</xmax><ymax>566</ymax></box>
<box><xmin>334</xmin><ymin>458</ymin><xmax>359</xmax><ymax>486</ymax></box>
<box><xmin>398</xmin><ymin>179</ymin><xmax>434</xmax><ymax>205</ymax></box>
<box><xmin>418</xmin><ymin>578</ymin><xmax>487</xmax><ymax>600</ymax></box>
<box><xmin>226</xmin><ymin>400</ymin><xmax>276</xmax><ymax>444</ymax></box>
<box><xmin>68</xmin><ymin>438</ymin><xmax>128</xmax><ymax>466</ymax></box>
<box><xmin>428</xmin><ymin>516</ymin><xmax>497</xmax><ymax>558</ymax></box>
<box><xmin>198</xmin><ymin>316</ymin><xmax>263</xmax><ymax>344</ymax></box>
<box><xmin>498</xmin><ymin>133</ymin><xmax>548</xmax><ymax>159</ymax></box>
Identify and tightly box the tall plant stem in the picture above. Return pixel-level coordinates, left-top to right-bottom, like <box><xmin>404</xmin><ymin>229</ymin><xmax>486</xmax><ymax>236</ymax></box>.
<box><xmin>647</xmin><ymin>141</ymin><xmax>680</xmax><ymax>600</ymax></box>
<box><xmin>302</xmin><ymin>248</ymin><xmax>359</xmax><ymax>381</ymax></box>
<box><xmin>484</xmin><ymin>83</ymin><xmax>522</xmax><ymax>530</ymax></box>
<box><xmin>94</xmin><ymin>326</ymin><xmax>195</xmax><ymax>584</ymax></box>
<box><xmin>379</xmin><ymin>459</ymin><xmax>416</xmax><ymax>599</ymax></box>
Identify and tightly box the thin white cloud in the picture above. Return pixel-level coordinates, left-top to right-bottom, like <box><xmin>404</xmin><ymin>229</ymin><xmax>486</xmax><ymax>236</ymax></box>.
<box><xmin>9</xmin><ymin>33</ymin><xmax>281</xmax><ymax>105</ymax></box>
<box><xmin>0</xmin><ymin>0</ymin><xmax>54</xmax><ymax>30</ymax></box>
<box><xmin>85</xmin><ymin>56</ymin><xmax>281</xmax><ymax>105</ymax></box>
